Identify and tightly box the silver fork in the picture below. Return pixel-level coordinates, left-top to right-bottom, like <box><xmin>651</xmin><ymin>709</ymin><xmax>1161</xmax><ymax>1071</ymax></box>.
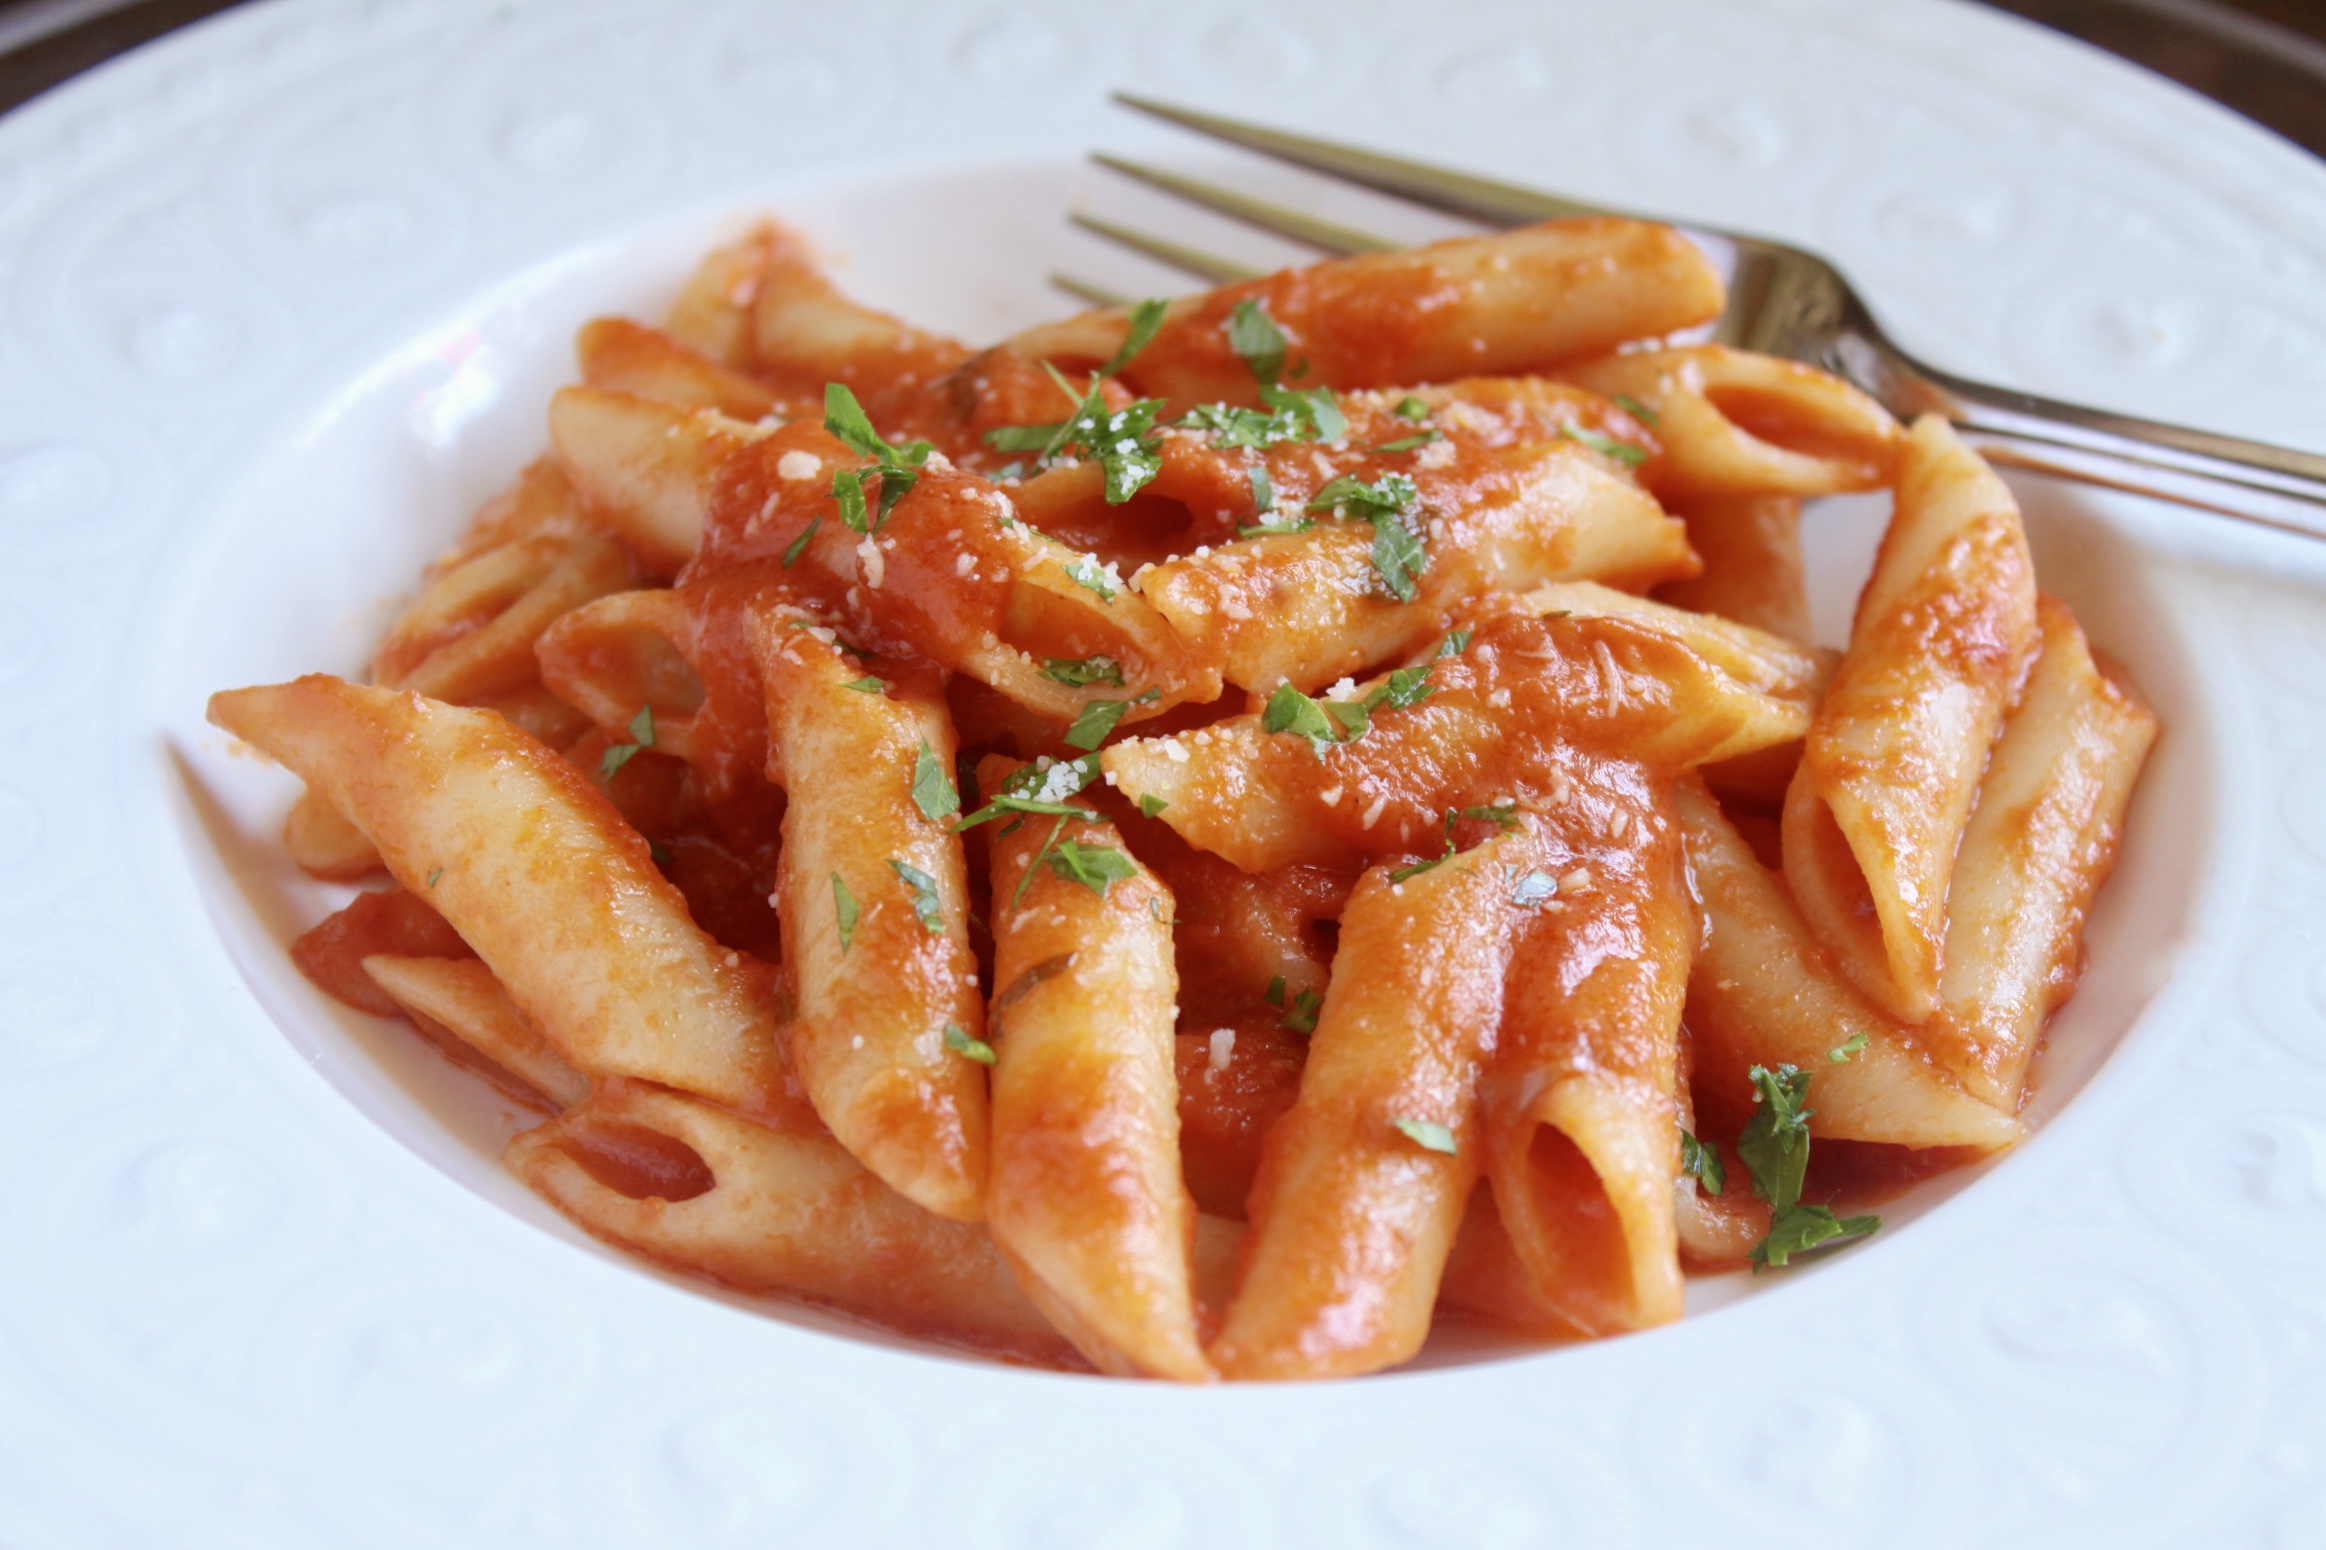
<box><xmin>1061</xmin><ymin>93</ymin><xmax>2326</xmax><ymax>545</ymax></box>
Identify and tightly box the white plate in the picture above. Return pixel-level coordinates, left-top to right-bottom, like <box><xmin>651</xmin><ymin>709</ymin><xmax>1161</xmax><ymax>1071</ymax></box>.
<box><xmin>6</xmin><ymin>1</ymin><xmax>2326</xmax><ymax>1544</ymax></box>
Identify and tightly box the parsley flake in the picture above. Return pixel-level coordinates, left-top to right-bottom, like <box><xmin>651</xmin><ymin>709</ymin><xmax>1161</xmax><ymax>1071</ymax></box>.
<box><xmin>1265</xmin><ymin>976</ymin><xmax>1287</xmax><ymax>1006</ymax></box>
<box><xmin>1248</xmin><ymin>463</ymin><xmax>1274</xmax><ymax>515</ymax></box>
<box><xmin>1138</xmin><ymin>794</ymin><xmax>1169</xmax><ymax>819</ymax></box>
<box><xmin>1097</xmin><ymin>297</ymin><xmax>1169</xmax><ymax>378</ymax></box>
<box><xmin>1463</xmin><ymin>802</ymin><xmax>1520</xmax><ymax>830</ymax></box>
<box><xmin>425</xmin><ymin>867</ymin><xmax>443</xmax><ymax>889</ymax></box>
<box><xmin>1561</xmin><ymin>424</ymin><xmax>1648</xmax><ymax>468</ymax></box>
<box><xmin>781</xmin><ymin>515</ymin><xmax>820</xmax><ymax>568</ymax></box>
<box><xmin>911</xmin><ymin>740</ymin><xmax>959</xmax><ymax>822</ymax></box>
<box><xmin>597</xmin><ymin>704</ymin><xmax>657</xmax><ymax>781</ymax></box>
<box><xmin>1239</xmin><ymin>516</ymin><xmax>1314</xmax><ymax>539</ymax></box>
<box><xmin>840</xmin><ymin>675</ymin><xmax>886</xmax><ymax>694</ymax></box>
<box><xmin>823</xmin><ymin>383</ymin><xmax>932</xmax><ymax>527</ymax></box>
<box><xmin>945</xmin><ymin>1023</ymin><xmax>997</xmax><ymax>1065</ymax></box>
<box><xmin>831</xmin><ymin>872</ymin><xmax>859</xmax><ymax>953</ymax></box>
<box><xmin>1306</xmin><ymin>471</ymin><xmax>1418</xmax><ymax>520</ymax></box>
<box><xmin>1281</xmin><ymin>987</ymin><xmax>1323</xmax><ymax>1034</ymax></box>
<box><xmin>1438</xmin><ymin>628</ymin><xmax>1472</xmax><ymax>658</ymax></box>
<box><xmin>1369</xmin><ymin>509</ymin><xmax>1428</xmax><ymax>603</ymax></box>
<box><xmin>1680</xmin><ymin>1129</ymin><xmax>1727</xmax><ymax>1195</ymax></box>
<box><xmin>889</xmin><ymin>858</ymin><xmax>945</xmax><ymax>932</ymax></box>
<box><xmin>1040</xmin><ymin>655</ymin><xmax>1125</xmax><ymax>688</ymax></box>
<box><xmin>1262</xmin><ymin>681</ymin><xmax>1338</xmax><ymax>755</ymax></box>
<box><xmin>1738</xmin><ymin>1062</ymin><xmax>1883</xmax><ymax>1269</ymax></box>
<box><xmin>1063</xmin><ymin>688</ymin><xmax>1159</xmax><ymax>752</ymax></box>
<box><xmin>1387</xmin><ymin>809</ymin><xmax>1461</xmax><ymax>883</ymax></box>
<box><xmin>1227</xmin><ymin>298</ymin><xmax>1289</xmax><ymax>385</ymax></box>
<box><xmin>1393</xmin><ymin>394</ymin><xmax>1431</xmax><ymax>421</ymax></box>
<box><xmin>957</xmin><ymin>755</ymin><xmax>1105</xmax><ymax>830</ymax></box>
<box><xmin>1393</xmin><ymin>1117</ymin><xmax>1458</xmax><ymax>1155</ymax></box>
<box><xmin>1063</xmin><ymin>553</ymin><xmax>1117</xmax><ymax>601</ymax></box>
<box><xmin>983</xmin><ymin>365</ymin><xmax>1167</xmax><ymax>503</ymax></box>
<box><xmin>1828</xmin><ymin>1032</ymin><xmax>1870</xmax><ymax>1064</ymax></box>
<box><xmin>1612</xmin><ymin>392</ymin><xmax>1660</xmax><ymax>426</ymax></box>
<box><xmin>1376</xmin><ymin>430</ymin><xmax>1443</xmax><ymax>454</ymax></box>
<box><xmin>1044</xmin><ymin>837</ymin><xmax>1139</xmax><ymax>896</ymax></box>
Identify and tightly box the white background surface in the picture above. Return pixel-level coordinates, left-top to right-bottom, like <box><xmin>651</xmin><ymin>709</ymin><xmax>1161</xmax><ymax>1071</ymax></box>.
<box><xmin>4</xmin><ymin>0</ymin><xmax>2326</xmax><ymax>1545</ymax></box>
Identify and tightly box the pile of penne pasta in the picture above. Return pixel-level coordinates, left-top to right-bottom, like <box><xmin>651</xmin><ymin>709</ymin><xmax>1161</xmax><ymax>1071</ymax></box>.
<box><xmin>211</xmin><ymin>213</ymin><xmax>2155</xmax><ymax>1381</ymax></box>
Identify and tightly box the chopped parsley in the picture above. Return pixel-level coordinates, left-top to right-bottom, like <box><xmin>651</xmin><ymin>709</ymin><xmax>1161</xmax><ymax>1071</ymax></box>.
<box><xmin>1462</xmin><ymin>802</ymin><xmax>1520</xmax><ymax>830</ymax></box>
<box><xmin>1040</xmin><ymin>654</ymin><xmax>1125</xmax><ymax>688</ymax></box>
<box><xmin>1177</xmin><ymin>385</ymin><xmax>1345</xmax><ymax>450</ymax></box>
<box><xmin>1097</xmin><ymin>297</ymin><xmax>1169</xmax><ymax>379</ymax></box>
<box><xmin>1045</xmin><ymin>838</ymin><xmax>1138</xmax><ymax>896</ymax></box>
<box><xmin>1281</xmin><ymin>987</ymin><xmax>1323</xmax><ymax>1034</ymax></box>
<box><xmin>1306</xmin><ymin>472</ymin><xmax>1419</xmax><ymax>521</ymax></box>
<box><xmin>889</xmin><ymin>858</ymin><xmax>945</xmax><ymax>933</ymax></box>
<box><xmin>597</xmin><ymin>704</ymin><xmax>657</xmax><ymax>781</ymax></box>
<box><xmin>1248</xmin><ymin>464</ymin><xmax>1274</xmax><ymax>516</ymax></box>
<box><xmin>1680</xmin><ymin>1129</ymin><xmax>1727</xmax><ymax>1196</ymax></box>
<box><xmin>831</xmin><ymin>872</ymin><xmax>859</xmax><ymax>953</ymax></box>
<box><xmin>781</xmin><ymin>515</ymin><xmax>820</xmax><ymax>567</ymax></box>
<box><xmin>1387</xmin><ymin>809</ymin><xmax>1461</xmax><ymax>884</ymax></box>
<box><xmin>1393</xmin><ymin>394</ymin><xmax>1431</xmax><ymax>421</ymax></box>
<box><xmin>824</xmin><ymin>383</ymin><xmax>933</xmax><ymax>529</ymax></box>
<box><xmin>1137</xmin><ymin>794</ymin><xmax>1169</xmax><ymax>819</ymax></box>
<box><xmin>1828</xmin><ymin>1032</ymin><xmax>1870</xmax><ymax>1064</ymax></box>
<box><xmin>425</xmin><ymin>867</ymin><xmax>443</xmax><ymax>889</ymax></box>
<box><xmin>945</xmin><ymin>1023</ymin><xmax>997</xmax><ymax>1065</ymax></box>
<box><xmin>1063</xmin><ymin>688</ymin><xmax>1160</xmax><ymax>752</ymax></box>
<box><xmin>1239</xmin><ymin>515</ymin><xmax>1314</xmax><ymax>539</ymax></box>
<box><xmin>1261</xmin><ymin>661</ymin><xmax>1442</xmax><ymax>756</ymax></box>
<box><xmin>1438</xmin><ymin>628</ymin><xmax>1472</xmax><ymax>658</ymax></box>
<box><xmin>1376</xmin><ymin>430</ymin><xmax>1443</xmax><ymax>454</ymax></box>
<box><xmin>1264</xmin><ymin>975</ymin><xmax>1287</xmax><ymax>1006</ymax></box>
<box><xmin>1393</xmin><ymin>1117</ymin><xmax>1458</xmax><ymax>1155</ymax></box>
<box><xmin>911</xmin><ymin>740</ymin><xmax>958</xmax><ymax>822</ymax></box>
<box><xmin>840</xmin><ymin>675</ymin><xmax>886</xmax><ymax>694</ymax></box>
<box><xmin>1062</xmin><ymin>553</ymin><xmax>1118</xmax><ymax>601</ymax></box>
<box><xmin>1739</xmin><ymin>1063</ymin><xmax>1881</xmax><ymax>1269</ymax></box>
<box><xmin>956</xmin><ymin>754</ymin><xmax>1104</xmax><ymax>830</ymax></box>
<box><xmin>1261</xmin><ymin>681</ymin><xmax>1338</xmax><ymax>753</ymax></box>
<box><xmin>1561</xmin><ymin>424</ymin><xmax>1648</xmax><ymax>468</ymax></box>
<box><xmin>1369</xmin><ymin>510</ymin><xmax>1428</xmax><ymax>604</ymax></box>
<box><xmin>982</xmin><ymin>363</ymin><xmax>1166</xmax><ymax>504</ymax></box>
<box><xmin>1227</xmin><ymin>297</ymin><xmax>1288</xmax><ymax>385</ymax></box>
<box><xmin>648</xmin><ymin>841</ymin><xmax>669</xmax><ymax>867</ymax></box>
<box><xmin>1611</xmin><ymin>392</ymin><xmax>1659</xmax><ymax>426</ymax></box>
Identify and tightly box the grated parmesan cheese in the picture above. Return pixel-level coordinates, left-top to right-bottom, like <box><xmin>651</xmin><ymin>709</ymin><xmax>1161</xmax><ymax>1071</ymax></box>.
<box><xmin>1360</xmin><ymin>794</ymin><xmax>1387</xmax><ymax>829</ymax></box>
<box><xmin>857</xmin><ymin>537</ymin><xmax>885</xmax><ymax>587</ymax></box>
<box><xmin>1208</xmin><ymin>1028</ymin><xmax>1236</xmax><ymax>1073</ymax></box>
<box><xmin>777</xmin><ymin>449</ymin><xmax>821</xmax><ymax>482</ymax></box>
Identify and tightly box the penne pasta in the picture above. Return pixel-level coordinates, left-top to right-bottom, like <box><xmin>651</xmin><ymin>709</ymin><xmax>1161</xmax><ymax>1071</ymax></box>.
<box><xmin>1676</xmin><ymin>776</ymin><xmax>2024</xmax><ymax>1150</ymax></box>
<box><xmin>1209</xmin><ymin>820</ymin><xmax>1545</xmax><ymax>1380</ymax></box>
<box><xmin>982</xmin><ymin>758</ymin><xmax>1210</xmax><ymax>1380</ymax></box>
<box><xmin>752</xmin><ymin>601</ymin><xmax>989</xmax><ymax>1222</ymax></box>
<box><xmin>508</xmin><ymin>1082</ymin><xmax>1074</xmax><ymax>1364</ymax></box>
<box><xmin>1481</xmin><ymin>764</ymin><xmax>1690</xmax><ymax>1337</ymax></box>
<box><xmin>1784</xmin><ymin>414</ymin><xmax>2039</xmax><ymax>1023</ymax></box>
<box><xmin>1559</xmin><ymin>346</ymin><xmax>1902</xmax><ymax>502</ymax></box>
<box><xmin>362</xmin><ymin>953</ymin><xmax>591</xmax><ymax>1110</ymax></box>
<box><xmin>209</xmin><ymin>675</ymin><xmax>808</xmax><ymax>1127</ymax></box>
<box><xmin>1928</xmin><ymin>596</ymin><xmax>2157</xmax><ymax>1110</ymax></box>
<box><xmin>576</xmin><ymin>315</ymin><xmax>792</xmax><ymax>421</ymax></box>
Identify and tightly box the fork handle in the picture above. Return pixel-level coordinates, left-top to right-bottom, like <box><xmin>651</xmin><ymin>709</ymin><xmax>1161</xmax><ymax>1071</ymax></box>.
<box><xmin>1884</xmin><ymin>351</ymin><xmax>2326</xmax><ymax>542</ymax></box>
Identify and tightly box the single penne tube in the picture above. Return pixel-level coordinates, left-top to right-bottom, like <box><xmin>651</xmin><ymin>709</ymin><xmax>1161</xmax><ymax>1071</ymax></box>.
<box><xmin>1209</xmin><ymin>821</ymin><xmax>1545</xmax><ymax>1380</ymax></box>
<box><xmin>1047</xmin><ymin>220</ymin><xmax>1725</xmax><ymax>409</ymax></box>
<box><xmin>1929</xmin><ymin>596</ymin><xmax>2157</xmax><ymax>1110</ymax></box>
<box><xmin>1138</xmin><ymin>442</ymin><xmax>1692</xmax><ymax>694</ymax></box>
<box><xmin>576</xmin><ymin>316</ymin><xmax>790</xmax><ymax>421</ymax></box>
<box><xmin>208</xmin><ymin>675</ymin><xmax>807</xmax><ymax>1126</ymax></box>
<box><xmin>507</xmin><ymin>1082</ymin><xmax>1074</xmax><ymax>1365</ymax></box>
<box><xmin>362</xmin><ymin>953</ymin><xmax>591</xmax><ymax>1110</ymax></box>
<box><xmin>534</xmin><ymin>587</ymin><xmax>708</xmax><ymax>764</ymax></box>
<box><xmin>752</xmin><ymin>601</ymin><xmax>989</xmax><ymax>1222</ymax></box>
<box><xmin>1675</xmin><ymin>776</ymin><xmax>2024</xmax><ymax>1150</ymax></box>
<box><xmin>1785</xmin><ymin>415</ymin><xmax>2039</xmax><ymax>1023</ymax></box>
<box><xmin>1558</xmin><ymin>346</ymin><xmax>1903</xmax><ymax>502</ymax></box>
<box><xmin>1481</xmin><ymin>765</ymin><xmax>1690</xmax><ymax>1336</ymax></box>
<box><xmin>1514</xmin><ymin>579</ymin><xmax>1835</xmax><ymax>704</ymax></box>
<box><xmin>1103</xmin><ymin>605</ymin><xmax>1814</xmax><ymax>873</ymax></box>
<box><xmin>284</xmin><ymin>786</ymin><xmax>381</xmax><ymax>879</ymax></box>
<box><xmin>1653</xmin><ymin>494</ymin><xmax>1812</xmax><ymax>642</ymax></box>
<box><xmin>548</xmin><ymin>387</ymin><xmax>770</xmax><ymax>574</ymax></box>
<box><xmin>982</xmin><ymin>756</ymin><xmax>1209</xmax><ymax>1381</ymax></box>
<box><xmin>372</xmin><ymin>534</ymin><xmax>640</xmax><ymax>706</ymax></box>
<box><xmin>664</xmin><ymin>222</ymin><xmax>775</xmax><ymax>369</ymax></box>
<box><xmin>750</xmin><ymin>221</ymin><xmax>973</xmax><ymax>404</ymax></box>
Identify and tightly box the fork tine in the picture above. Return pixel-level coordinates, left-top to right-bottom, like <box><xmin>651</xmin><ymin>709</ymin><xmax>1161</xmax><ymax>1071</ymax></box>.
<box><xmin>1069</xmin><ymin>212</ymin><xmax>1264</xmax><ymax>284</ymax></box>
<box><xmin>1089</xmin><ymin>153</ymin><xmax>1400</xmax><ymax>256</ymax></box>
<box><xmin>1049</xmin><ymin>272</ymin><xmax>1135</xmax><ymax>309</ymax></box>
<box><xmin>1113</xmin><ymin>92</ymin><xmax>1624</xmax><ymax>229</ymax></box>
